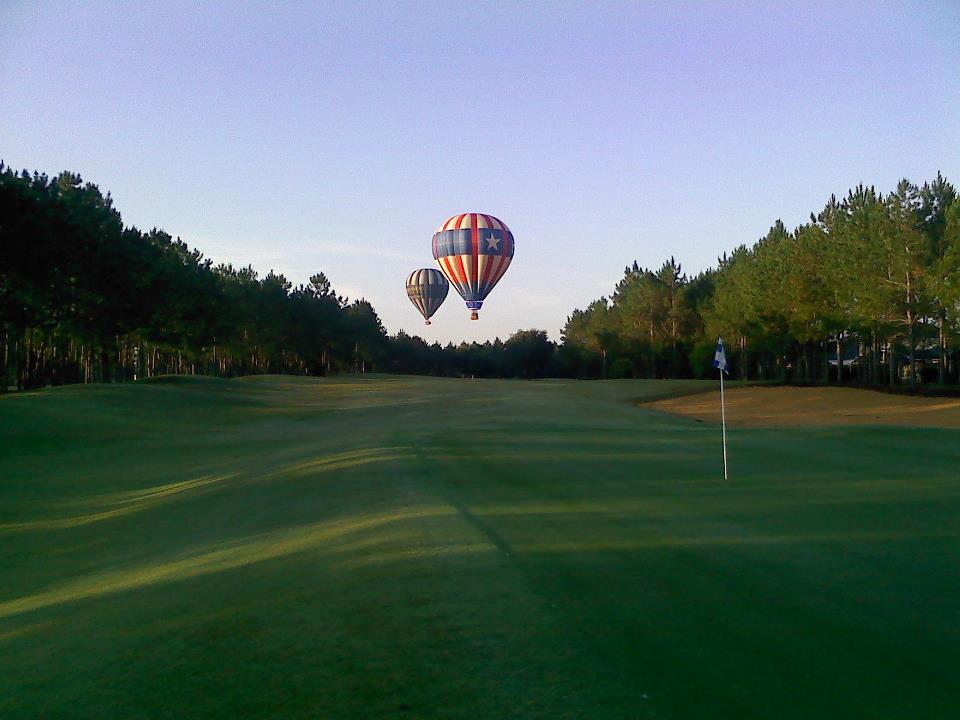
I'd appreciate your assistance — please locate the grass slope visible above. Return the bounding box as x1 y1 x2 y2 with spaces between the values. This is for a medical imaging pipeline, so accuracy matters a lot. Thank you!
1 375 958 719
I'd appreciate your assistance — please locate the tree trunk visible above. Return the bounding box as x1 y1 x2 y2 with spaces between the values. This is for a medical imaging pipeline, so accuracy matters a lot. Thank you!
1 325 7 391
822 340 829 384
906 272 916 387
11 328 23 391
836 335 842 385
938 314 946 385
740 336 748 381
907 315 916 387
888 341 895 387
23 326 33 389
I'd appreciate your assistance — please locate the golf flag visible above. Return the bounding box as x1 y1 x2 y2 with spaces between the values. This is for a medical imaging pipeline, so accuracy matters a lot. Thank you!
713 337 728 374
713 336 729 480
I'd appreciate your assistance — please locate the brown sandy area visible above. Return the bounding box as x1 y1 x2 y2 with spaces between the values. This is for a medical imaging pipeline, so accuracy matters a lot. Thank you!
648 386 960 428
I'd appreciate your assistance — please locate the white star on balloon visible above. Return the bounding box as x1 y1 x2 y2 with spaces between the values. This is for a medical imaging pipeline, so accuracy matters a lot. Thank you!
486 235 501 250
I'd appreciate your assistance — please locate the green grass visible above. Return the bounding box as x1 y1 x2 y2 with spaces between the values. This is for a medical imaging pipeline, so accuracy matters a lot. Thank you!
1 375 958 719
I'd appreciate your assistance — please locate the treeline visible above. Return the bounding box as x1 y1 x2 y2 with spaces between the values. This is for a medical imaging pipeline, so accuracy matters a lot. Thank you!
561 174 960 386
4 165 958 389
0 165 391 389
0 164 563 390
389 329 558 378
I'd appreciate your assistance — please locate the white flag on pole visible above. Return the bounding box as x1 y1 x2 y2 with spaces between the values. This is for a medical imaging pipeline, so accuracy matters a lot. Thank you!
713 337 729 480
712 337 728 374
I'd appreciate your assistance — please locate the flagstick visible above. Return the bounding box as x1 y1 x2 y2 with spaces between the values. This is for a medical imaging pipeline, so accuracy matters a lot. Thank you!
720 368 728 480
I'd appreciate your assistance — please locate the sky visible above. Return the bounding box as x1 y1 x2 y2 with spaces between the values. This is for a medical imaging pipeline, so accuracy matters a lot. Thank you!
2 1 958 343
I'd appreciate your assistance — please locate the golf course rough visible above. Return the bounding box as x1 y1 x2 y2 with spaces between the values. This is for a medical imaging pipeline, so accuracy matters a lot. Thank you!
1 375 958 719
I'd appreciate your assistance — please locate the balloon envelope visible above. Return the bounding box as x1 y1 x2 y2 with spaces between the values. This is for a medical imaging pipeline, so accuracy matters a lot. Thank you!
405 268 449 324
432 213 514 320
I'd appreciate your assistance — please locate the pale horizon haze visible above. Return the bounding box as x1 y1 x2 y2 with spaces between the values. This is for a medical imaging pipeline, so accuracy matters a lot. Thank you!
3 1 958 343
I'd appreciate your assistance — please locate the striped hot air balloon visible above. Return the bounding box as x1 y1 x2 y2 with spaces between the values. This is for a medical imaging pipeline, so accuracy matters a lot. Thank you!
432 213 514 320
405 268 449 325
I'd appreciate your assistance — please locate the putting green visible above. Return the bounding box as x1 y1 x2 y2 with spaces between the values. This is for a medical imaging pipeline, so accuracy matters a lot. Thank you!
1 376 958 719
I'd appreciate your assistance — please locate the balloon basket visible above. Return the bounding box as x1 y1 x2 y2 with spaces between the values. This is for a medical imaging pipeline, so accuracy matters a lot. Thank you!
424 320 431 325
470 310 479 320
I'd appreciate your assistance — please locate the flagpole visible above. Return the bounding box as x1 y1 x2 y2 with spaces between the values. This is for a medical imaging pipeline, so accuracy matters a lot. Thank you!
720 367 728 480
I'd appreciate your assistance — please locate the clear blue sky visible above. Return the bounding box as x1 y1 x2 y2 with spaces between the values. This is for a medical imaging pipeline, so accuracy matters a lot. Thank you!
3 1 958 343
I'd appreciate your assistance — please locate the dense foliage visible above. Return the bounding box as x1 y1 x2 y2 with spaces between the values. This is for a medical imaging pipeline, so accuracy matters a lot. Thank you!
0 166 389 388
561 175 960 386
3 165 957 388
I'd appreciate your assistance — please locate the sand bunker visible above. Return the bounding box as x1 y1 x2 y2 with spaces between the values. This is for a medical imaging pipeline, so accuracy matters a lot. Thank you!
648 386 960 428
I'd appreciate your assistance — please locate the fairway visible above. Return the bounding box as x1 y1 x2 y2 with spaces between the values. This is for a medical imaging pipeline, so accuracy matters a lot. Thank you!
1 376 959 719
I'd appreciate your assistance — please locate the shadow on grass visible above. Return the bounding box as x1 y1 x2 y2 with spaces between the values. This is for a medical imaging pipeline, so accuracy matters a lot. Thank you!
0 474 236 532
5 490 954 622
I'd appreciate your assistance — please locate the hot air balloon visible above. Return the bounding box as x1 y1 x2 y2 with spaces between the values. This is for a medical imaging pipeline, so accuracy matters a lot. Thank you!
431 213 514 320
405 268 449 325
